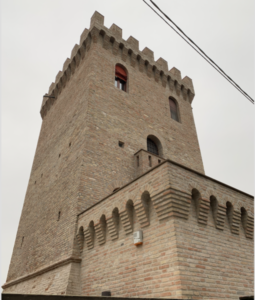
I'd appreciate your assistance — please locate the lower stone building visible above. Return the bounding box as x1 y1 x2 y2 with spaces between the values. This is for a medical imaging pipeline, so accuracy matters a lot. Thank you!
2 11 254 300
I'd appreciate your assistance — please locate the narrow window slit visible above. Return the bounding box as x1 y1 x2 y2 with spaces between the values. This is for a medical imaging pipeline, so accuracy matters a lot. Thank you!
148 156 152 167
21 236 24 248
137 156 139 167
169 97 180 122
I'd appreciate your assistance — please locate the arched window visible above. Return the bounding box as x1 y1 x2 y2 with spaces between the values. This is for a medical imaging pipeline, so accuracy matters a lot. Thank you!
115 65 127 91
147 138 158 155
169 97 179 122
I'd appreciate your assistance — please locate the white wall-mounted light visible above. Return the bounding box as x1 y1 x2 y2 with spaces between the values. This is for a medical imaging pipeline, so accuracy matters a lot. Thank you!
133 230 143 246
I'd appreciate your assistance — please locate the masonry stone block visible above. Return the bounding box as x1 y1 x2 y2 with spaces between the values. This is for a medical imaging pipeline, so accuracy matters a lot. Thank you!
55 70 63 84
126 36 139 52
169 67 181 80
142 47 154 60
156 57 168 72
90 11 104 28
48 82 55 94
71 44 79 59
109 24 122 39
80 28 89 45
63 58 71 72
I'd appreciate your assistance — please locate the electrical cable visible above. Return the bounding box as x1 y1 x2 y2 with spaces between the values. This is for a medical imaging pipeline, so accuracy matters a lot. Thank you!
142 0 254 104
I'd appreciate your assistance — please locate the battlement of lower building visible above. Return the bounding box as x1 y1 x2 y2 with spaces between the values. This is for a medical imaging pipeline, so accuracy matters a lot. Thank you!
41 11 195 119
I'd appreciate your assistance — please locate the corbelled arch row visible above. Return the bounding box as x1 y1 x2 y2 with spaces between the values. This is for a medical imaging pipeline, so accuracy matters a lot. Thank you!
76 182 254 253
189 184 254 238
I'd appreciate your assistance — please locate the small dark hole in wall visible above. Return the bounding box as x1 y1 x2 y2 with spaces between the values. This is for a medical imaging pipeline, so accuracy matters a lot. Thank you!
118 141 124 148
158 160 161 164
57 211 61 221
69 142 71 147
41 174 43 178
34 181 36 184
59 154 61 158
137 156 139 167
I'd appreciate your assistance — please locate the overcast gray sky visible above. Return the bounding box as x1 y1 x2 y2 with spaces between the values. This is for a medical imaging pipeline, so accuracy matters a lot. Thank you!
1 0 254 287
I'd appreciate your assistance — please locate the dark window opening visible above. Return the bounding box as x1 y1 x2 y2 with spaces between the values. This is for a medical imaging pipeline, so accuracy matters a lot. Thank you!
147 138 159 155
137 156 139 167
118 141 124 148
115 77 126 91
69 142 71 147
158 159 161 164
169 98 179 122
58 211 61 221
59 154 61 158
115 65 127 92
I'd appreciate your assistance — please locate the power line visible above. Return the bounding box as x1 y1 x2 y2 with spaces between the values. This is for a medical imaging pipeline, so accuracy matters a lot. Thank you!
143 0 254 104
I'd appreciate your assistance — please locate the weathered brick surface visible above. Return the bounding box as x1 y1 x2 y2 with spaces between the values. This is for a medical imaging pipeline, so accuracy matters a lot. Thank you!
3 11 253 300
4 41 96 284
3 263 80 295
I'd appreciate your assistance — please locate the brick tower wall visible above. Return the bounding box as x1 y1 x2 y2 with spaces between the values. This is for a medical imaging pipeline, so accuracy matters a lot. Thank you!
76 12 204 211
4 35 98 287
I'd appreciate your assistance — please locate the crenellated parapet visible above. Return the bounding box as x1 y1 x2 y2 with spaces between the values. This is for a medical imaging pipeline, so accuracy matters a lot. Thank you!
41 11 195 119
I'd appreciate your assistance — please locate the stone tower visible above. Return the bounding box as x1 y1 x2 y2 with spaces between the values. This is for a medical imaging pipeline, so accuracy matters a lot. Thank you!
3 12 253 299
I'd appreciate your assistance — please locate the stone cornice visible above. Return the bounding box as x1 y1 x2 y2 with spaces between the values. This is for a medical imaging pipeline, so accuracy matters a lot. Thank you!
40 11 195 119
2 256 81 289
